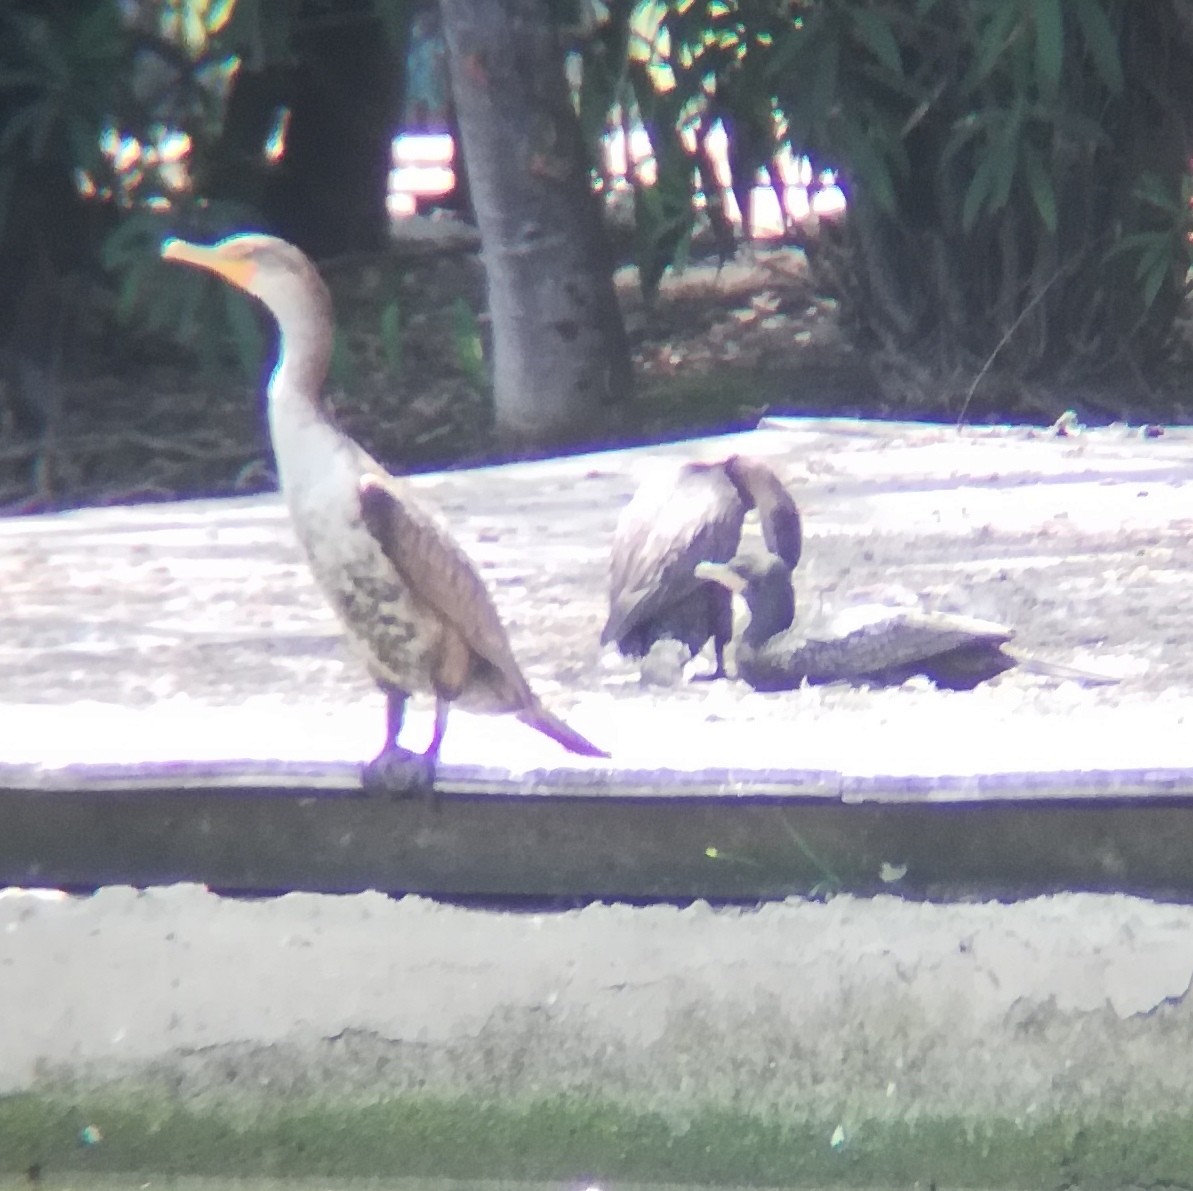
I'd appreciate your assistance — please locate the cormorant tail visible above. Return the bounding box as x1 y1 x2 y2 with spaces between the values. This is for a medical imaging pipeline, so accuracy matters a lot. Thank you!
518 704 610 758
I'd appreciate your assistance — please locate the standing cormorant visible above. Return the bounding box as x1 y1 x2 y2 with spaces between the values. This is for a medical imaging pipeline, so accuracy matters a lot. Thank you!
696 551 1117 691
162 233 607 791
601 456 801 682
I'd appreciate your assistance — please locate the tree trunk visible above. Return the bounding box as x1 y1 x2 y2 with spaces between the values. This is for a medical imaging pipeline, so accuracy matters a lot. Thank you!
439 0 632 443
265 1 403 257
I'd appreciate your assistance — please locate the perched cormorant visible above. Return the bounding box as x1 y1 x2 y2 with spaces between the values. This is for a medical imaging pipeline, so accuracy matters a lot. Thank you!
162 234 607 791
696 551 1117 691
601 456 801 682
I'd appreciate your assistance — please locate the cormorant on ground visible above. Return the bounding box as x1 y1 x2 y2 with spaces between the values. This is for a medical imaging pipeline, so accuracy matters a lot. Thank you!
602 456 800 684
163 233 607 793
696 550 1117 691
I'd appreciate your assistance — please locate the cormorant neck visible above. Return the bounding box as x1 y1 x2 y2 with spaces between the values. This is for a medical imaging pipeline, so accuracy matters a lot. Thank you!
723 459 802 567
723 460 757 510
269 315 334 417
263 288 350 501
742 584 796 644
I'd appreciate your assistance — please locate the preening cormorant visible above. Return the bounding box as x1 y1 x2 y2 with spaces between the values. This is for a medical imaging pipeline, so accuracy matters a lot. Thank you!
602 456 801 682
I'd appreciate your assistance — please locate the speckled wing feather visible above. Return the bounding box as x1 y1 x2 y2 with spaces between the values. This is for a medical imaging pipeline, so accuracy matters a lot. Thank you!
602 463 746 645
357 470 534 699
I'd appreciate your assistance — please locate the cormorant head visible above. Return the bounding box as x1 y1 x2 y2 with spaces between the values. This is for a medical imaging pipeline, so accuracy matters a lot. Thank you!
161 233 332 336
695 549 796 641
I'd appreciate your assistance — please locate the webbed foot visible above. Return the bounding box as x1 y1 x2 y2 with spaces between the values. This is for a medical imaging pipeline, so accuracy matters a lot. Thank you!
361 746 437 799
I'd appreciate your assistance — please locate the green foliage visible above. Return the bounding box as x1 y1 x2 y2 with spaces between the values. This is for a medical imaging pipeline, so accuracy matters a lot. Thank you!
0 0 272 383
379 295 404 381
1106 172 1193 313
5 0 1187 414
626 56 694 297
573 0 1193 390
761 0 1193 387
0 0 127 238
0 0 417 392
93 0 288 380
0 2 123 158
450 297 487 391
327 325 356 391
572 0 797 296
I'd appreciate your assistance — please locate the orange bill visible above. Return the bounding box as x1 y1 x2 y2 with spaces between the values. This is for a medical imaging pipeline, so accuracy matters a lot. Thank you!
161 238 256 289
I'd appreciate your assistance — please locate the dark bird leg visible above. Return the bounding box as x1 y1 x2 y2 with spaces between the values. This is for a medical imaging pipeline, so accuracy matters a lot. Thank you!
361 686 442 797
691 584 733 681
424 696 450 764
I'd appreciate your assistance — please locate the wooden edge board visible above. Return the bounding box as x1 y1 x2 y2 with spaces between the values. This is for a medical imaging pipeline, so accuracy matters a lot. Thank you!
4 782 1193 899
5 759 1193 802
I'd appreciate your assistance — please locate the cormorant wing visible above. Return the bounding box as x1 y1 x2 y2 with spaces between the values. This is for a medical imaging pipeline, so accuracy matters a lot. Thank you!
602 464 746 644
357 470 533 694
806 605 1015 679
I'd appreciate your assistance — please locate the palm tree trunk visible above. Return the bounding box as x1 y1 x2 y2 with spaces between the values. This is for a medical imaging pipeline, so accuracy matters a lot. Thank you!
439 0 632 442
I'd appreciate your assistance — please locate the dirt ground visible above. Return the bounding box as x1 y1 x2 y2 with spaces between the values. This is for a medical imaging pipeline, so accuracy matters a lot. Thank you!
4 226 1192 515
2 420 1191 792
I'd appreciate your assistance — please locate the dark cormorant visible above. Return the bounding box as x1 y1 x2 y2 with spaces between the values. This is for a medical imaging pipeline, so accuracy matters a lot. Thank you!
697 551 1117 691
602 456 801 681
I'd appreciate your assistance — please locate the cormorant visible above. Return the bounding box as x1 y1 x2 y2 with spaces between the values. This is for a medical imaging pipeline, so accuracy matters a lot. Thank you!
601 456 801 682
162 234 607 792
696 550 1117 691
